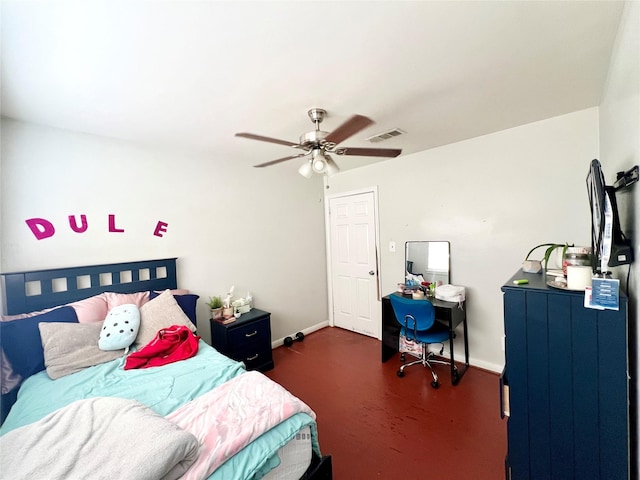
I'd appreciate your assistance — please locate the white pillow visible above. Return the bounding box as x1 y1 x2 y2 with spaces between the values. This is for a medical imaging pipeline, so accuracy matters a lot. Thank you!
99 304 141 351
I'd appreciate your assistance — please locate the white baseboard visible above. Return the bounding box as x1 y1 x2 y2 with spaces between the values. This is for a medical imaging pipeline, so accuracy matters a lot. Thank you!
273 323 505 374
467 358 504 374
427 344 503 374
272 320 329 348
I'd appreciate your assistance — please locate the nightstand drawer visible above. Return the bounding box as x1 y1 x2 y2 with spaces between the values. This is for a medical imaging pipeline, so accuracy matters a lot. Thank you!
228 319 270 347
235 343 273 370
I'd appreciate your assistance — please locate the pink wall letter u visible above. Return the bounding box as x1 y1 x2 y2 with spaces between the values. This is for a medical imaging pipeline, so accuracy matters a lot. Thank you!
68 214 88 233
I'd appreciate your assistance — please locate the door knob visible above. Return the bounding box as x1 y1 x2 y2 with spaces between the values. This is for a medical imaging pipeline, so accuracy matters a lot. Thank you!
369 270 375 275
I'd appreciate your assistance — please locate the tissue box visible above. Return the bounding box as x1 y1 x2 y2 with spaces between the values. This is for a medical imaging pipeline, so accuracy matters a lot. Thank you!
435 284 465 303
236 304 251 314
232 297 252 315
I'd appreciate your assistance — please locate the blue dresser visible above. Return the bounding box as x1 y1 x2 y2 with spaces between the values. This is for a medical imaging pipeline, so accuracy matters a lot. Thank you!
501 270 629 479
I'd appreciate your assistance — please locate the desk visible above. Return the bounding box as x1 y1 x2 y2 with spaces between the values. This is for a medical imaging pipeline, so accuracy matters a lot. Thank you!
381 292 469 385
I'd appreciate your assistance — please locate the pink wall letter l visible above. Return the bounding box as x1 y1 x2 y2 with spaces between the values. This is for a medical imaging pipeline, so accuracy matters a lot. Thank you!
108 214 125 233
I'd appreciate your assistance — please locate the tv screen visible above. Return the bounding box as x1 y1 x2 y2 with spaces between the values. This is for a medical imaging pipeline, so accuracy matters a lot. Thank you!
586 159 634 273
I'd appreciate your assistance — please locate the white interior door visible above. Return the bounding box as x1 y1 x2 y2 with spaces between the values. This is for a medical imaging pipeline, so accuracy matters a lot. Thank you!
327 190 380 338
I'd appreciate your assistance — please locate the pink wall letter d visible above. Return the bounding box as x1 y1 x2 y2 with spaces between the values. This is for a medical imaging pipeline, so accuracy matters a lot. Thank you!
26 218 55 240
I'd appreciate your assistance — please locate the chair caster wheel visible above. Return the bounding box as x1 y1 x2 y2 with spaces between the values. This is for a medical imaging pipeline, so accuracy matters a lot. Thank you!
295 332 304 342
400 353 406 361
397 370 405 378
284 336 294 347
431 381 440 389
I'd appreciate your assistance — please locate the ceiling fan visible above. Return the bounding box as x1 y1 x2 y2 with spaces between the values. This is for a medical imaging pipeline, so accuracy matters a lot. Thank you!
235 108 402 177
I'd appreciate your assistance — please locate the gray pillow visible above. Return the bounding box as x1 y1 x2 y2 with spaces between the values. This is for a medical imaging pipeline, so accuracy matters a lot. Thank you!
39 322 124 380
135 289 197 349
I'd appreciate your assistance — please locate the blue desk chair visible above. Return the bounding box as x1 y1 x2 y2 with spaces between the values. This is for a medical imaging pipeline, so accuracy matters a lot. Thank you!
389 294 451 388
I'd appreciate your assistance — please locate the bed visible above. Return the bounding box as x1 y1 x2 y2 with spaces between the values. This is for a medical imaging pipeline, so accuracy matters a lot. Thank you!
0 258 332 480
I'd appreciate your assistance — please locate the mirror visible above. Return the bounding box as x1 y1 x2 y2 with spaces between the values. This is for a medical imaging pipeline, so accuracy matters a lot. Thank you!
405 241 450 285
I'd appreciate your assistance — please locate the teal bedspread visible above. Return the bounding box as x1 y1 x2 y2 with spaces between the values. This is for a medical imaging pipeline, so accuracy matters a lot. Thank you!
1 340 319 480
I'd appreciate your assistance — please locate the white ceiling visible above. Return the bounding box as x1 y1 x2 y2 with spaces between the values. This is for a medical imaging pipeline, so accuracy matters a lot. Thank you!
0 0 626 172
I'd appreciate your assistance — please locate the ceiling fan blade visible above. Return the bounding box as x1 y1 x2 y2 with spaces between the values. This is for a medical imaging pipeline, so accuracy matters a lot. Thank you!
236 132 300 147
337 147 402 158
253 153 307 168
324 115 374 145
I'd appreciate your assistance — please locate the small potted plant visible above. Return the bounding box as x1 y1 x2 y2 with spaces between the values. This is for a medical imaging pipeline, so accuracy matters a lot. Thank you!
524 243 574 273
207 295 223 319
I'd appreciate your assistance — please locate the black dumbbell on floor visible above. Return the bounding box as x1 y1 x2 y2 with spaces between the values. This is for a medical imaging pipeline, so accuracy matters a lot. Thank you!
284 331 305 347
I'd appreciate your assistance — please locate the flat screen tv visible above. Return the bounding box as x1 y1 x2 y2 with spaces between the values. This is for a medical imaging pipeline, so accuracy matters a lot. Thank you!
586 159 634 274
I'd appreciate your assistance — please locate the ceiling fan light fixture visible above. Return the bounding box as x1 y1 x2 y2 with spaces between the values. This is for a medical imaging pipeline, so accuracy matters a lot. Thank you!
325 154 340 176
298 160 313 178
311 149 327 173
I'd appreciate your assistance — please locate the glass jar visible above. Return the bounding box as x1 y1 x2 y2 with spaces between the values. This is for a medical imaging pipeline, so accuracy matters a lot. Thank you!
563 251 591 276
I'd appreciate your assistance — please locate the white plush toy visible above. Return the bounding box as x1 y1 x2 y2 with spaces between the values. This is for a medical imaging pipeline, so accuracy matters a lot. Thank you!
99 304 141 352
223 286 235 308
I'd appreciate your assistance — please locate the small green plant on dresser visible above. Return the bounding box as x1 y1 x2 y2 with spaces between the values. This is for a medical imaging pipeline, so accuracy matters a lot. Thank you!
207 295 223 318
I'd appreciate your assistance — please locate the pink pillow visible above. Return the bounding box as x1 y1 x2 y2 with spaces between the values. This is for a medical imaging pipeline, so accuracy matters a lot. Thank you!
104 291 150 310
153 289 190 296
68 293 109 323
1 308 53 322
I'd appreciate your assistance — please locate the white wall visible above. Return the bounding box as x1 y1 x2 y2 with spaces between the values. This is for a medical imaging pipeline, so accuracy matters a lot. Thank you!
0 119 330 345
1 109 601 373
0 102 618 375
326 108 599 372
599 0 640 476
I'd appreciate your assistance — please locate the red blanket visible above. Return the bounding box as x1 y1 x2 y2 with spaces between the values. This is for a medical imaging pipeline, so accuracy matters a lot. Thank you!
125 325 200 370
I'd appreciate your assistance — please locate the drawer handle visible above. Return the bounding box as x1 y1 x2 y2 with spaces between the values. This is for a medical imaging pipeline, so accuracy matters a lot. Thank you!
247 353 259 361
245 330 258 338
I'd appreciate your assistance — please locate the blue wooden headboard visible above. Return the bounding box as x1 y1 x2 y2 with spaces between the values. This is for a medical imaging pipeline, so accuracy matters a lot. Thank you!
1 258 178 315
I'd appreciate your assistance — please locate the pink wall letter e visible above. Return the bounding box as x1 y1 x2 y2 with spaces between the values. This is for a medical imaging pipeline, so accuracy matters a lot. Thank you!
154 221 168 237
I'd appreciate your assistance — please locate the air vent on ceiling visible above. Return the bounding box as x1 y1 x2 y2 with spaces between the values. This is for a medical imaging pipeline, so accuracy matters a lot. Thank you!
366 128 405 143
